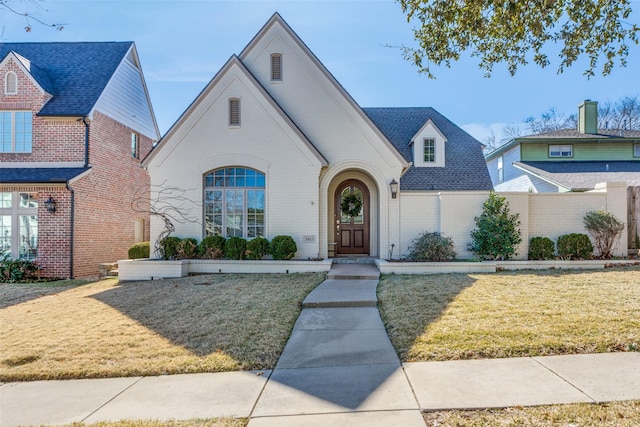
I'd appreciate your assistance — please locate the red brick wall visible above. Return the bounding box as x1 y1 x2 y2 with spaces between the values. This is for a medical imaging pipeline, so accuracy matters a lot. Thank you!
71 111 152 278
0 186 72 278
0 59 85 163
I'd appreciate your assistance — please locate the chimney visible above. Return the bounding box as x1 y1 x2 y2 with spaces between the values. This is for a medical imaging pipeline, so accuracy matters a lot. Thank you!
578 100 598 134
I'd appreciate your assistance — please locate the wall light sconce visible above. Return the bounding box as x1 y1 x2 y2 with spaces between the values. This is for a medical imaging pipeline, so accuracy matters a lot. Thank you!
390 178 398 199
44 196 56 213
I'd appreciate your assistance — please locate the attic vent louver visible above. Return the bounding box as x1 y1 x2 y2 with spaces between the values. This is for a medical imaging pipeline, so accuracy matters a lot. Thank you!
271 53 282 81
229 98 240 126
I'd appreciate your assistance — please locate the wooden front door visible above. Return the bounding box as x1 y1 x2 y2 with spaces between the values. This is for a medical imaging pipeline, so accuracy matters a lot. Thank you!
335 180 370 255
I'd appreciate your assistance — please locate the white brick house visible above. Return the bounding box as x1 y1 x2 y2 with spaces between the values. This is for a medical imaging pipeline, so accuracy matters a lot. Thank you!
143 13 493 260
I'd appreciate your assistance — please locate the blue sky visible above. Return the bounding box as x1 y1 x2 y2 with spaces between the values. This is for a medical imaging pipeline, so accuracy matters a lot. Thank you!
1 0 639 142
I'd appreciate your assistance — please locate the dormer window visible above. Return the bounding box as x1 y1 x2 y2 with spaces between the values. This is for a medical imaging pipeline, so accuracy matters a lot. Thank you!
271 53 282 81
229 98 240 126
411 119 446 168
423 138 435 163
5 72 17 95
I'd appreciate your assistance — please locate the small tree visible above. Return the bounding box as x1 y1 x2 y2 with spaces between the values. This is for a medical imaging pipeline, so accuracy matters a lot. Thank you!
468 192 522 260
583 210 625 259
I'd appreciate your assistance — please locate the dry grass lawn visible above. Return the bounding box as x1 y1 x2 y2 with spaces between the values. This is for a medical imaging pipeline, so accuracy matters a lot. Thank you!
423 401 640 426
0 273 324 381
378 267 640 361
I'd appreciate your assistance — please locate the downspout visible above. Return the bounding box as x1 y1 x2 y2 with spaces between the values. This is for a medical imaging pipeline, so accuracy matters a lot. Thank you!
82 117 90 167
66 183 75 279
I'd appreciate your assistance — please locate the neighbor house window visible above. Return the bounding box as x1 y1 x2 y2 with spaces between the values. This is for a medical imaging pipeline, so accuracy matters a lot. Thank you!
0 111 32 152
549 145 572 157
0 192 38 260
229 98 240 126
497 155 504 183
423 138 435 163
5 72 17 94
131 132 139 159
634 144 640 157
271 53 282 81
204 167 265 238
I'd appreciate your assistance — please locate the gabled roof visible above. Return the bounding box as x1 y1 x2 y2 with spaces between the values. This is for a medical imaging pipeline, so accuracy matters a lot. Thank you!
485 128 640 160
240 13 409 169
364 107 493 191
0 42 133 116
144 55 328 167
0 167 90 184
515 161 640 191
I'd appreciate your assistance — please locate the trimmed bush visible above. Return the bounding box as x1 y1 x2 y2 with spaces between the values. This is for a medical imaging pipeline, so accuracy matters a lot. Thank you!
198 235 226 259
583 210 625 259
407 231 456 262
175 238 198 260
224 237 247 260
247 237 270 260
528 237 555 260
128 242 150 259
270 235 297 260
557 233 593 260
468 191 522 260
0 254 39 283
159 236 181 260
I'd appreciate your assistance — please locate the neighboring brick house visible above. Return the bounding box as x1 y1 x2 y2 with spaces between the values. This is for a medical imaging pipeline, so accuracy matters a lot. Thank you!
485 100 640 192
0 42 159 278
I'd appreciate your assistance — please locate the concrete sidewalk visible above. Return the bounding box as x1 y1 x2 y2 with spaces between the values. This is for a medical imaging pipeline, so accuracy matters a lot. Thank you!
2 263 640 427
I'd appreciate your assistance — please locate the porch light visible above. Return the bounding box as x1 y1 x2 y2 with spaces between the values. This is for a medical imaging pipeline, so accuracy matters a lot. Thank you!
390 178 398 199
44 196 56 213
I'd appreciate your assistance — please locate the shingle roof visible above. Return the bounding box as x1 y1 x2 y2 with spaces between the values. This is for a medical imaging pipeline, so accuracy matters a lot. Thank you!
363 107 493 191
516 161 640 190
0 168 90 184
522 129 640 139
0 42 132 116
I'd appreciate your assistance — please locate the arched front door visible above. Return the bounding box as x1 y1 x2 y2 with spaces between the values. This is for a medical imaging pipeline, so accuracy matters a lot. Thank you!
335 180 370 255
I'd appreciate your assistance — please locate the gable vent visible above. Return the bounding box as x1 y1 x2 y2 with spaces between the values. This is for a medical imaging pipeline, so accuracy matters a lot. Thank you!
271 53 282 81
229 98 240 126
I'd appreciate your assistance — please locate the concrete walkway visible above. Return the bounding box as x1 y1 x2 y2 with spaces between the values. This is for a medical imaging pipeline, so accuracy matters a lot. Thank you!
2 263 640 427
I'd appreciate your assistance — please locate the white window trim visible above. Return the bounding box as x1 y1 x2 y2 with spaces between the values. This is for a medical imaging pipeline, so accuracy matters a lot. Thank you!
497 155 504 183
0 110 33 153
5 71 17 95
411 119 447 168
634 144 640 157
131 132 140 159
549 144 573 158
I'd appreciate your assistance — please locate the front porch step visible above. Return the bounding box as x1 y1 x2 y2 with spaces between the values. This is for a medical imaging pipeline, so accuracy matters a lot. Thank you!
326 263 380 280
331 256 378 265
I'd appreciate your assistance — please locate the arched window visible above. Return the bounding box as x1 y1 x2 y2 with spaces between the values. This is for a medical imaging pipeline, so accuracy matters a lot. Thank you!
5 72 17 95
204 167 265 238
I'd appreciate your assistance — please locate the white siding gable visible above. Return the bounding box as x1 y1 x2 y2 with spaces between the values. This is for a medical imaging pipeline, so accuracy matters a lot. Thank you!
93 46 159 140
411 119 446 168
239 14 408 171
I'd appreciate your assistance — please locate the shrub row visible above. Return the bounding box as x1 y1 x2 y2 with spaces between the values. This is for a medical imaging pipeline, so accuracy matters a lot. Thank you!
528 234 594 260
145 235 297 261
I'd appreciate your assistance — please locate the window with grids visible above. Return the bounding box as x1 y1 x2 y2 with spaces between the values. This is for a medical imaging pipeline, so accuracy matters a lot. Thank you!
229 98 240 126
131 132 139 159
5 72 17 94
204 168 265 238
0 192 38 260
0 111 32 152
271 53 282 81
423 138 436 162
549 145 572 157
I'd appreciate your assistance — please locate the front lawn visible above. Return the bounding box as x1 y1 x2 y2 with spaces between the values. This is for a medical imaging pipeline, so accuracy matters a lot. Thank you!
378 268 640 361
0 273 324 381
